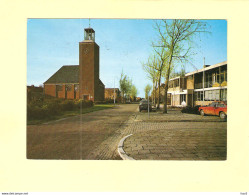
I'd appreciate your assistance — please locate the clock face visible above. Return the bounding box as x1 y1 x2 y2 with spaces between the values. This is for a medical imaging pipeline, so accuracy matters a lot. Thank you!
84 48 89 54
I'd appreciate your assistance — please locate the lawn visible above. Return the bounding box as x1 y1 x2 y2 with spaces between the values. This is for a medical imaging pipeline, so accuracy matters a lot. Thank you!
27 104 115 125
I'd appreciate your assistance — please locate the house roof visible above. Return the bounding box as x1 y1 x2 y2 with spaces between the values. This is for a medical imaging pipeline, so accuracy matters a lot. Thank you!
185 61 227 76
105 88 119 90
44 65 105 86
44 65 79 84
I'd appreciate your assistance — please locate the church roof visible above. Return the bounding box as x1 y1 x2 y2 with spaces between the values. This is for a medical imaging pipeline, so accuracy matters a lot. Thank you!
44 65 104 86
44 65 79 84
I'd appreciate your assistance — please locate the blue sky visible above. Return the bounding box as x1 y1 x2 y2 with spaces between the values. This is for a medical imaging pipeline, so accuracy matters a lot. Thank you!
27 19 227 97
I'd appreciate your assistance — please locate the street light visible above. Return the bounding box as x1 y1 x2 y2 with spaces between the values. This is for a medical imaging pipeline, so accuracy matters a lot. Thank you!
147 90 151 118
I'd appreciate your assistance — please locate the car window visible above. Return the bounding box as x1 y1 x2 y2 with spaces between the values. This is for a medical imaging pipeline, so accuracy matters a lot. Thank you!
209 102 217 107
217 103 226 108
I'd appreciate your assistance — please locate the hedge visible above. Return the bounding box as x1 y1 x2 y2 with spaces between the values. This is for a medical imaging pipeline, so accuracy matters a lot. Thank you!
27 99 93 120
181 106 200 114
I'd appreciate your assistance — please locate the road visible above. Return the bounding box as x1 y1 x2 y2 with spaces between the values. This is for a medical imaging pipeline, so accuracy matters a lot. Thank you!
27 104 138 160
27 104 227 160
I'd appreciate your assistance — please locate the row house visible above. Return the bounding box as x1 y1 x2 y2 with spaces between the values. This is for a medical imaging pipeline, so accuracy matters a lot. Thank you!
166 61 227 107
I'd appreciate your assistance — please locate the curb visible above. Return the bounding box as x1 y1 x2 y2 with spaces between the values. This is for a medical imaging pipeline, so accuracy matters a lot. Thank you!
118 134 135 160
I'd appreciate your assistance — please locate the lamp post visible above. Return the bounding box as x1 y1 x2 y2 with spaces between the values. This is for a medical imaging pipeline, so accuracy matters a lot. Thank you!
147 90 151 118
114 78 115 106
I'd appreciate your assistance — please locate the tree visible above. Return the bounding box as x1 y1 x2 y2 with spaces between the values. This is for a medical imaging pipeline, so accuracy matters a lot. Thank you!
153 19 207 113
142 55 159 106
130 85 138 101
142 52 167 109
170 68 186 79
119 71 132 103
144 84 152 100
152 47 170 109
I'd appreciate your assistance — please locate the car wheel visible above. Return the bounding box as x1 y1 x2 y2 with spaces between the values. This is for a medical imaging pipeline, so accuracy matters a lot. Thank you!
200 110 205 116
220 111 226 119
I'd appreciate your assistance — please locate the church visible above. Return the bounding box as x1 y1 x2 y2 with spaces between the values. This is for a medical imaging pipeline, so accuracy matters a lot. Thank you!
43 28 105 102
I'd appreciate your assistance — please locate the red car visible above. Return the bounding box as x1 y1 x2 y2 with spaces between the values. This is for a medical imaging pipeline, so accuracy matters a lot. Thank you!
198 101 227 119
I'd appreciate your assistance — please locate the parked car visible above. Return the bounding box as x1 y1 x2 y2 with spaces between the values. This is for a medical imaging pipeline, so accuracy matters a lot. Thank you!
198 101 227 119
139 99 152 112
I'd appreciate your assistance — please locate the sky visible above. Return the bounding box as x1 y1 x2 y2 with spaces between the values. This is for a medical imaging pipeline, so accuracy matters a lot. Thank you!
27 19 227 97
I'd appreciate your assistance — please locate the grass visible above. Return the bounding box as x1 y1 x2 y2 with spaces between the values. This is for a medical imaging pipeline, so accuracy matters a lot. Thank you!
27 104 115 125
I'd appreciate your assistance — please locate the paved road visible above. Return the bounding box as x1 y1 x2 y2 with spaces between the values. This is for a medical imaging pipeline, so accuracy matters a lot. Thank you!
123 109 227 160
123 121 226 160
27 104 138 160
27 104 227 160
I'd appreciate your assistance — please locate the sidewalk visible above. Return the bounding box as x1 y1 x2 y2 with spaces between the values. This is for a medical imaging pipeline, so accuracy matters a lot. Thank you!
120 109 227 160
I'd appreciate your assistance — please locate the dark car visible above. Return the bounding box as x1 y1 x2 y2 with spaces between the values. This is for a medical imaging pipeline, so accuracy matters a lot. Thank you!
139 99 152 112
198 101 227 119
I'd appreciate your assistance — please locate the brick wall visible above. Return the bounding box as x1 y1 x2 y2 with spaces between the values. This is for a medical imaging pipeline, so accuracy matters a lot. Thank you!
105 88 119 100
79 41 97 101
187 76 194 89
66 85 74 99
44 84 56 97
172 94 180 106
57 85 65 98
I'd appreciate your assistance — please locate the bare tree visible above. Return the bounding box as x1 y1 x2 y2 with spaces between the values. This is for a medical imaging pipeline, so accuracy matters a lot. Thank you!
153 19 207 113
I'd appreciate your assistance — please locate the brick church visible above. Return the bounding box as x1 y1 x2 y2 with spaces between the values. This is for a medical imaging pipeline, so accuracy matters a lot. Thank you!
44 28 105 102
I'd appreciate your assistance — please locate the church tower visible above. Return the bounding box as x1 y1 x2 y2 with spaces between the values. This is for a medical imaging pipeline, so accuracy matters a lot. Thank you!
79 28 104 101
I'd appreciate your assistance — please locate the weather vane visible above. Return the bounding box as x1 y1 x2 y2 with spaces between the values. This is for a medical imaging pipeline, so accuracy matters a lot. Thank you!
89 19 91 28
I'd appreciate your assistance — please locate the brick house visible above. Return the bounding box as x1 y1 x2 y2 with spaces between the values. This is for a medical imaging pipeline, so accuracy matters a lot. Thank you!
44 28 105 102
104 88 120 100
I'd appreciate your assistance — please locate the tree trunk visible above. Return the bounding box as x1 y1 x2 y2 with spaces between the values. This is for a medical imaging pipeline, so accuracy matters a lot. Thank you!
154 81 157 107
163 80 169 113
157 72 161 109
163 49 174 113
152 79 155 106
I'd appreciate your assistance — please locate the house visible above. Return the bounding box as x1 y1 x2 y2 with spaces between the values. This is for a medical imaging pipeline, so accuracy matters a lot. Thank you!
105 88 120 100
43 27 105 102
163 61 227 107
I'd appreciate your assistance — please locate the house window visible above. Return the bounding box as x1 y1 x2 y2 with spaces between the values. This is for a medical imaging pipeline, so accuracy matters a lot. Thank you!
66 84 72 91
180 94 186 103
169 81 173 88
194 91 204 101
174 79 179 87
204 90 221 101
56 85 63 91
188 75 193 80
220 70 227 83
74 84 79 91
220 89 227 101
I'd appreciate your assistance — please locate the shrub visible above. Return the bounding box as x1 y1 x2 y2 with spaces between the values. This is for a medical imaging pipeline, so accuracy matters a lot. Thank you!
61 100 76 111
75 100 93 109
27 105 48 120
27 98 93 121
181 106 200 114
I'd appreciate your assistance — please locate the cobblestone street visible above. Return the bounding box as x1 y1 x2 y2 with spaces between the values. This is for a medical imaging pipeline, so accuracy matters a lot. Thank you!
27 104 227 160
122 109 227 160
